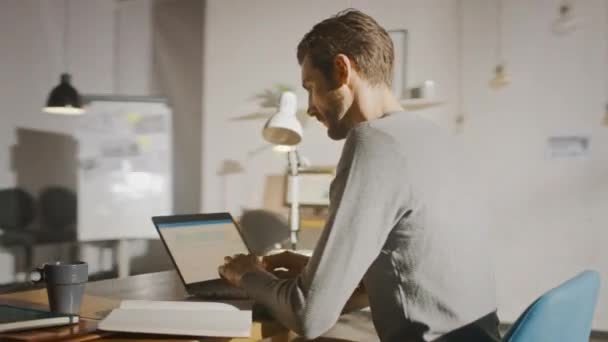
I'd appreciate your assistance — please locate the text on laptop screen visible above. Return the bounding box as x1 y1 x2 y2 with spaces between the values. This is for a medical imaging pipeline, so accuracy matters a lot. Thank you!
157 219 248 284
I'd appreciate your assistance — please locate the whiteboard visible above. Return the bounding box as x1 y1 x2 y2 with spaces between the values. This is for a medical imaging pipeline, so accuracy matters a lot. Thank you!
75 97 173 241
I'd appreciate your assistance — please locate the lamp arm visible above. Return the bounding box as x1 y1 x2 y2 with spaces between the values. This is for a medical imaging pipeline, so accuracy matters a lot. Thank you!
288 149 299 176
287 150 300 250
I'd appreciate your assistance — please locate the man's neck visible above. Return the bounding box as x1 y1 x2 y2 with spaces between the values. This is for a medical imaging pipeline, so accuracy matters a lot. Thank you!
351 85 404 124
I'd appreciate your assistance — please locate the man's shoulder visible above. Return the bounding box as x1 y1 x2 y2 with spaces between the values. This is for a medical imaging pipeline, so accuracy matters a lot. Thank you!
348 115 407 146
336 122 408 176
344 123 400 159
367 112 456 150
347 112 429 149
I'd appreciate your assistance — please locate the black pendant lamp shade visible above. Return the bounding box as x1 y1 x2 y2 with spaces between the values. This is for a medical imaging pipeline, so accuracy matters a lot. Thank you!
43 73 85 115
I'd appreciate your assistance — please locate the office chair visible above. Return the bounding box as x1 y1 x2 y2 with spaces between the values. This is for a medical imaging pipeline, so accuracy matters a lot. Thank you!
502 270 600 342
0 188 37 272
38 186 77 243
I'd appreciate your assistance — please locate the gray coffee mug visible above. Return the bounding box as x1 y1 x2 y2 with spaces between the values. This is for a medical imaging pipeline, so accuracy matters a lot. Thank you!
32 261 88 315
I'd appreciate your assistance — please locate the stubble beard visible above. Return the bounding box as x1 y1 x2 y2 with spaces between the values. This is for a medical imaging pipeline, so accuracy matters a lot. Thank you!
325 91 350 140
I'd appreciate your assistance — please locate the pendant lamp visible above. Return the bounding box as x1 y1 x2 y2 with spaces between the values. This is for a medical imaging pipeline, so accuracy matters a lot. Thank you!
43 0 84 115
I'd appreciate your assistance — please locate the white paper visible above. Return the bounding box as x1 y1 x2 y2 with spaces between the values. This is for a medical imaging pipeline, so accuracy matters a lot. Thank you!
119 300 250 311
99 300 252 337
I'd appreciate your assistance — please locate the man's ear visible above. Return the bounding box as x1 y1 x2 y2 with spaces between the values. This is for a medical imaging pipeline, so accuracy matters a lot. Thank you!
334 54 353 87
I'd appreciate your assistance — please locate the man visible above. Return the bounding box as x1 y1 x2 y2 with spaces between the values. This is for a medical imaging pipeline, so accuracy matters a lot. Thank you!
219 9 500 342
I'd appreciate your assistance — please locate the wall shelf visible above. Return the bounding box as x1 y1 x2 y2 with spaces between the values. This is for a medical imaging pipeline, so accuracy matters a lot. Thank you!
400 98 445 110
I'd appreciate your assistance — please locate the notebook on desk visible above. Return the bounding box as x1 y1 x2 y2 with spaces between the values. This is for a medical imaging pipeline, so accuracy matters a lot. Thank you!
0 304 78 333
98 300 252 337
152 213 251 300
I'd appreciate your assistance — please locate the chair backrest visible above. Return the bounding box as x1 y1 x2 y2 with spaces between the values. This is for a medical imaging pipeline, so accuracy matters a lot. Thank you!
502 270 601 342
0 188 35 231
39 186 77 230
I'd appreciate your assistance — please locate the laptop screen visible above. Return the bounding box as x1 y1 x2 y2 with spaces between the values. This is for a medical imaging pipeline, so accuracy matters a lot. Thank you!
156 217 249 285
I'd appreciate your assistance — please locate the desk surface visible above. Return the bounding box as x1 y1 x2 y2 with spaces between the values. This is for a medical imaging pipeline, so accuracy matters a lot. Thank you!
86 270 188 301
0 271 288 342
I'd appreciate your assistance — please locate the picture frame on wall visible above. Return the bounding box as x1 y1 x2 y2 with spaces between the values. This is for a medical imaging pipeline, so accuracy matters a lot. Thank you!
284 167 335 207
388 29 408 99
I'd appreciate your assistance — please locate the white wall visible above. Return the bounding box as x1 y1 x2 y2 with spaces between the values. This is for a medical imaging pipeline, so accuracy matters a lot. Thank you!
202 0 608 330
462 0 608 329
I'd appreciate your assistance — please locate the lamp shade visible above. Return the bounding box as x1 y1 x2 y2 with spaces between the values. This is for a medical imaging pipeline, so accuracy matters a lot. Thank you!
43 73 85 115
262 91 302 146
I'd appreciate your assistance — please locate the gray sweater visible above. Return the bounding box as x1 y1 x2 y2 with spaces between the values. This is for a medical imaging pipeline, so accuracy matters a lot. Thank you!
241 112 498 341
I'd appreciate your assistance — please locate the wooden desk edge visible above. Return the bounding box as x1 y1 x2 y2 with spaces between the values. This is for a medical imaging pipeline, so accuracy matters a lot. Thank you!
0 290 289 341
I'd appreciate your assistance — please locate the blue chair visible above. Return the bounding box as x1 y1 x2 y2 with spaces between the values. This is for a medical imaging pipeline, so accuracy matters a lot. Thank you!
502 270 601 342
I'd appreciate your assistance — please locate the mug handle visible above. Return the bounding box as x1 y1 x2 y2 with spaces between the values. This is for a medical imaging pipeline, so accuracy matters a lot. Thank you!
30 266 45 284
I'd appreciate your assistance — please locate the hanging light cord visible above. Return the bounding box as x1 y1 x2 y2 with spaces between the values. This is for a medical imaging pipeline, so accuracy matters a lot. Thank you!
496 0 503 67
113 0 121 94
605 0 608 112
63 0 69 74
457 0 464 118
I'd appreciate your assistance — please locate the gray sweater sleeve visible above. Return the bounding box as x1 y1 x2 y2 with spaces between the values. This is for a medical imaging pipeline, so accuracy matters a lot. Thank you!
240 126 409 339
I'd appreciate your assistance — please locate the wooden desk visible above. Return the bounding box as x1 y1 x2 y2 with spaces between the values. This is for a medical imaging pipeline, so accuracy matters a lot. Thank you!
0 271 289 342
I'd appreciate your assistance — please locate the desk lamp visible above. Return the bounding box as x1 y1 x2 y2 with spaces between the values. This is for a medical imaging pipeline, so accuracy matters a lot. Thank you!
262 91 303 250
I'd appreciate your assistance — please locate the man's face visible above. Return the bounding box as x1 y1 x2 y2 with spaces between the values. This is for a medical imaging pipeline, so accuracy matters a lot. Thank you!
301 56 351 140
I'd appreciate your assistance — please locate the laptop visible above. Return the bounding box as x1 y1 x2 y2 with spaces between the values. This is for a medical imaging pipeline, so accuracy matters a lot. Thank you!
152 213 251 299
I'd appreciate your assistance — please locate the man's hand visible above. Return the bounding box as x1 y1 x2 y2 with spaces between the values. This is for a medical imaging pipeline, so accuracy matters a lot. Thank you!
262 250 310 278
218 254 266 287
264 250 369 312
